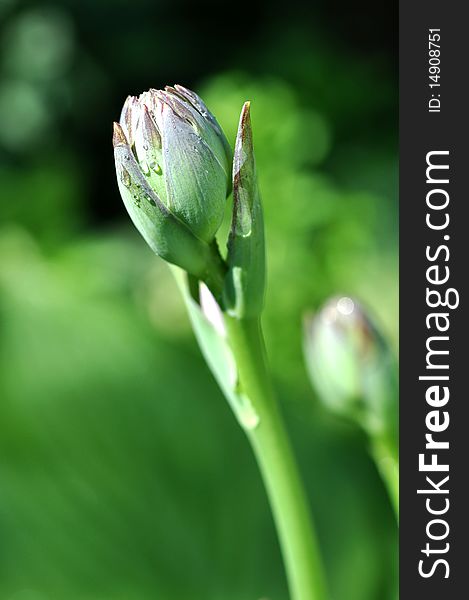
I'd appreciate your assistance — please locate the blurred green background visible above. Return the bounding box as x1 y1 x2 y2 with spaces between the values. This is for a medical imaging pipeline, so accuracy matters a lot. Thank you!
0 1 397 599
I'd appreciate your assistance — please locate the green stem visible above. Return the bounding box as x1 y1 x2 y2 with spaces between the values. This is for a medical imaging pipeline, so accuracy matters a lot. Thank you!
370 437 399 521
203 240 227 302
225 315 327 600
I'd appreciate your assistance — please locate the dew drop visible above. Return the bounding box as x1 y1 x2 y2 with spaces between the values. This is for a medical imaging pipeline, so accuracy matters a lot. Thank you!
337 296 355 316
140 161 151 175
238 398 260 431
120 168 131 187
133 194 141 207
150 161 162 175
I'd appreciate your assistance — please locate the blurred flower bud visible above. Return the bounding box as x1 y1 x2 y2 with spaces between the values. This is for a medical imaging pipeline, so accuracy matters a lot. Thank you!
303 296 397 437
113 85 231 283
224 102 265 317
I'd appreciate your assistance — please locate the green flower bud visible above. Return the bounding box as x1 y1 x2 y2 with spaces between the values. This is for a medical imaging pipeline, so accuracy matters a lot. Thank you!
113 85 231 284
303 296 397 437
224 102 266 317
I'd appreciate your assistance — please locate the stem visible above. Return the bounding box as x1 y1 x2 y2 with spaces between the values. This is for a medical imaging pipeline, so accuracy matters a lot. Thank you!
225 315 327 600
203 240 227 302
370 437 399 521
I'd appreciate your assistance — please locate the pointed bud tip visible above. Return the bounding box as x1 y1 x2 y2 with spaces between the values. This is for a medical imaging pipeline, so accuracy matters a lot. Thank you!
173 84 194 101
112 122 128 147
235 101 253 158
240 101 252 142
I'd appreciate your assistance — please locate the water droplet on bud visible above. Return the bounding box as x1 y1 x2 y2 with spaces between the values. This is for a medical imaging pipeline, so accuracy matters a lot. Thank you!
150 161 162 175
141 161 150 175
238 397 260 430
121 168 131 187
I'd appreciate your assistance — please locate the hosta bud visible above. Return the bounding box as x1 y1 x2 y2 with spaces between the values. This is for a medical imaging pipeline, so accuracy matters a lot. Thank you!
303 296 397 437
113 85 231 278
